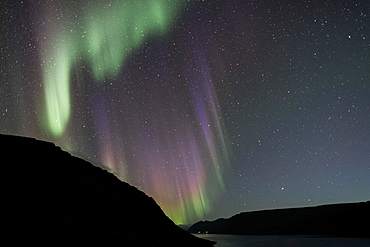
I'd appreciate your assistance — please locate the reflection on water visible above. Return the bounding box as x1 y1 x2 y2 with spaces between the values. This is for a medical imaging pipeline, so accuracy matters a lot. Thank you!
195 234 370 247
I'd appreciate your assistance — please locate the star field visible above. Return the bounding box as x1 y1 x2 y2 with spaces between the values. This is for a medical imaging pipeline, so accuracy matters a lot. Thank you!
1 0 370 225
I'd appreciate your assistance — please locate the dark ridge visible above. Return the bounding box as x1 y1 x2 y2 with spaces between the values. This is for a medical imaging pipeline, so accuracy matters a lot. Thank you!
0 134 215 246
188 201 370 237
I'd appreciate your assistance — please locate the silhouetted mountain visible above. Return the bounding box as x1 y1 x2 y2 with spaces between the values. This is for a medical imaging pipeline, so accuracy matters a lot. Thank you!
188 201 370 237
0 134 215 246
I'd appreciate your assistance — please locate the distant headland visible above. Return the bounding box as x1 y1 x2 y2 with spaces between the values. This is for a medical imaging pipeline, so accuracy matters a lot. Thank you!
188 200 370 237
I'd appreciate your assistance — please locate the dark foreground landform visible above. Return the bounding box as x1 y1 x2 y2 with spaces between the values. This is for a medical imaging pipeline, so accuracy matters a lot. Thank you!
188 201 370 237
0 134 215 246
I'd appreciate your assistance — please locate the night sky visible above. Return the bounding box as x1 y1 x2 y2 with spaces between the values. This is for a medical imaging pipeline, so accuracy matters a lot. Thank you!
1 0 370 225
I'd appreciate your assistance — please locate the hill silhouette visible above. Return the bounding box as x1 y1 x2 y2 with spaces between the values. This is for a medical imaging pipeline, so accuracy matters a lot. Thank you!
188 201 370 237
0 134 215 246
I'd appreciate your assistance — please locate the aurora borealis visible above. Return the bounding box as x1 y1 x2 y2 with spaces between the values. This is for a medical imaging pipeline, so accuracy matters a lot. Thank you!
1 0 370 225
38 0 232 224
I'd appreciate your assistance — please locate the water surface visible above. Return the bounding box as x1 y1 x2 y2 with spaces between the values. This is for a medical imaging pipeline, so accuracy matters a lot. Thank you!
195 234 370 247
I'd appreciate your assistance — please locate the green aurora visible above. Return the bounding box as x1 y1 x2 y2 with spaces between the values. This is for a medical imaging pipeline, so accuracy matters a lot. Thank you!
42 0 187 137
